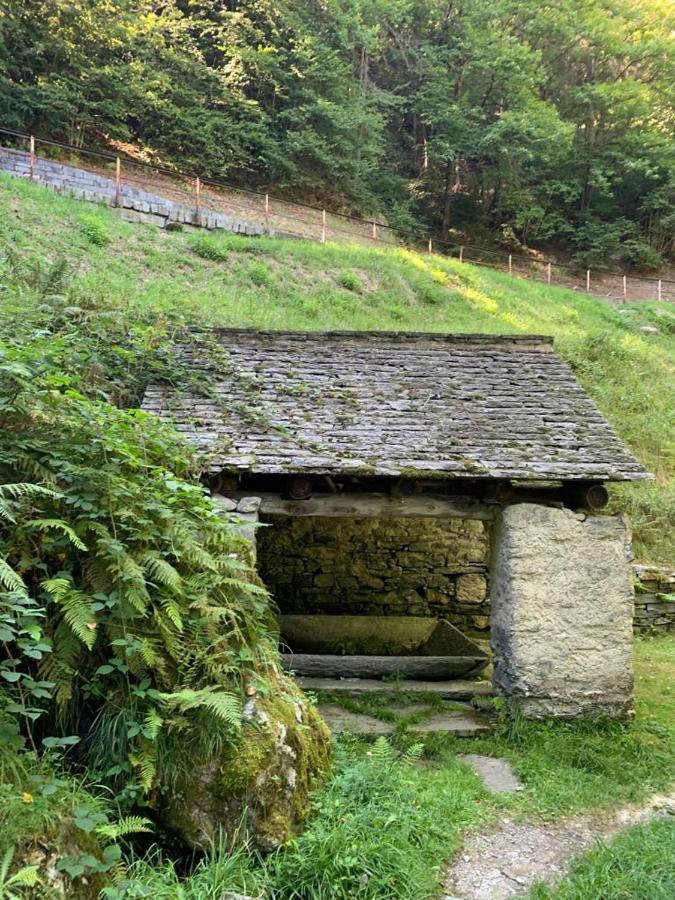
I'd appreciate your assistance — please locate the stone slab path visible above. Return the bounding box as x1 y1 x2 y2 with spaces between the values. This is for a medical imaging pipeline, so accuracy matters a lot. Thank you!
317 703 491 737
459 755 523 793
443 789 675 900
297 676 494 700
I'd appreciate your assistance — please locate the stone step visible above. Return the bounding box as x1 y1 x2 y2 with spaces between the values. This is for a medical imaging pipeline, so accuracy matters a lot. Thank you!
296 675 494 700
317 703 492 737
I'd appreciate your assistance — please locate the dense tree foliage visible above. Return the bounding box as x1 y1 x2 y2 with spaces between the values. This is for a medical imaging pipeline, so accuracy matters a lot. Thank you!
0 0 673 263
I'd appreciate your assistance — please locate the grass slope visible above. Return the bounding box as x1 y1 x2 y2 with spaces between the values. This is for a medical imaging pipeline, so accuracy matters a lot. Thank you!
1 174 674 562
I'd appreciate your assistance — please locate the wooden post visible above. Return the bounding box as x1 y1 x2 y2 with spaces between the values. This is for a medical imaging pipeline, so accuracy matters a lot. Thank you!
586 268 591 293
114 157 121 206
264 193 270 235
547 262 551 284
321 209 326 244
508 254 513 275
459 245 464 263
372 221 377 240
29 135 35 181
428 237 432 255
622 274 627 303
195 176 201 224
658 279 662 302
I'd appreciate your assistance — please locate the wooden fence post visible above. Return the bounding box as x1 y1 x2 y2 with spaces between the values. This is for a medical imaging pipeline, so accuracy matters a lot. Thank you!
195 176 201 225
459 245 464 263
586 269 591 293
428 237 432 255
372 221 377 240
508 254 513 275
623 274 627 304
29 135 35 181
114 157 121 206
321 209 326 244
547 262 551 284
264 193 270 235
658 279 662 302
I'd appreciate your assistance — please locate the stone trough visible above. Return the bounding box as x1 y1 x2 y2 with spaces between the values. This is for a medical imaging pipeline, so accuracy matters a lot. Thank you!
278 614 489 680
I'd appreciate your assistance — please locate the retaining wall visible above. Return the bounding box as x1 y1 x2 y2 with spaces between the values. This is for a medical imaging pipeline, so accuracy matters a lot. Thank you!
633 564 675 632
0 145 264 235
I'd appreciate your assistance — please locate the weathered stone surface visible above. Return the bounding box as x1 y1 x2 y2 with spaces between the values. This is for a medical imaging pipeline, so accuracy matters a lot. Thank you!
317 705 394 736
412 710 491 736
456 573 488 604
459 754 523 792
318 704 491 736
295 676 494 699
282 652 487 679
259 515 491 631
158 676 330 852
237 496 262 514
141 329 649 483
490 504 634 718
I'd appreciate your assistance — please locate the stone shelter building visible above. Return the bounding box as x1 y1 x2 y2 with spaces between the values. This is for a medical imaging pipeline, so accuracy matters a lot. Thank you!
142 329 650 718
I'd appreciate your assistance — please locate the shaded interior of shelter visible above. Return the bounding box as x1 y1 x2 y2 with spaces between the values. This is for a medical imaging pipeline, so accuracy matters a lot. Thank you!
257 508 492 680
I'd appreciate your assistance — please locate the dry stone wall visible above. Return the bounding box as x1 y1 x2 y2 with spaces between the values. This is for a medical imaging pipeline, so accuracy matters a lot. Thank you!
257 515 491 633
633 564 675 632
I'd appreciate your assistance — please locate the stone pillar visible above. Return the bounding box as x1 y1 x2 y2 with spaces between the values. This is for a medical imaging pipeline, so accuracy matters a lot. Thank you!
490 503 634 718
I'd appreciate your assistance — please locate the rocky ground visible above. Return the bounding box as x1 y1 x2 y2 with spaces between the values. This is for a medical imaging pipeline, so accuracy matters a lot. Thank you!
443 788 675 900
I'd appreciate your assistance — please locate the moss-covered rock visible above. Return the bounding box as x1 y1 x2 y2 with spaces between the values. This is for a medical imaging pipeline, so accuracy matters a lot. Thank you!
158 675 330 851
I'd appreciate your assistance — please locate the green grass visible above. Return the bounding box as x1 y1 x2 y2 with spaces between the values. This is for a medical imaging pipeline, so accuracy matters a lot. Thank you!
2 174 672 562
94 637 675 898
528 817 675 899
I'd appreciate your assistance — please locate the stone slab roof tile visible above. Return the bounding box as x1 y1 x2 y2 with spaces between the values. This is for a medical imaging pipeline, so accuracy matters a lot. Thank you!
141 329 649 482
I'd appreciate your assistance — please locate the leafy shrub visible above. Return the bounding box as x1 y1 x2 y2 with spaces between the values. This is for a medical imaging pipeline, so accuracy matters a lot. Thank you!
79 214 110 246
190 234 230 262
248 261 272 286
620 238 664 272
0 347 274 800
338 270 362 292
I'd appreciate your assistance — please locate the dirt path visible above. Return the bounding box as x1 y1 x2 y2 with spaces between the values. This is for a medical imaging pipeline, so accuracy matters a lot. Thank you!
443 789 675 900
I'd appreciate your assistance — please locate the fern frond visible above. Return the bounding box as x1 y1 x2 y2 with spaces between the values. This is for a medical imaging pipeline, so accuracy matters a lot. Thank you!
96 816 153 840
0 482 58 502
158 595 183 630
144 708 164 740
137 552 183 593
0 558 27 595
371 736 393 763
42 578 96 650
29 519 88 550
160 687 242 728
129 747 157 792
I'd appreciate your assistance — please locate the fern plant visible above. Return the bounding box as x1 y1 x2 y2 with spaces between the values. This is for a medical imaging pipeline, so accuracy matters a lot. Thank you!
0 346 275 796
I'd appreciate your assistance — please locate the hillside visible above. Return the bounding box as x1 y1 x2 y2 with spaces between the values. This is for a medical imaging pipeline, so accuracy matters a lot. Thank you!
2 1 674 266
1 174 673 562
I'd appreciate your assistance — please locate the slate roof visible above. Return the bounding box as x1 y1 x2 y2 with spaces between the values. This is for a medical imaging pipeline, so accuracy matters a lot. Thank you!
141 330 649 483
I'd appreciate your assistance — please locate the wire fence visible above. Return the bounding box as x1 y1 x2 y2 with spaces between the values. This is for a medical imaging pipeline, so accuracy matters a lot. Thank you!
1 127 673 304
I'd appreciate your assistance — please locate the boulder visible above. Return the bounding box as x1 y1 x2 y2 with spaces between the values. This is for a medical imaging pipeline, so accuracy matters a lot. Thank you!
158 675 330 851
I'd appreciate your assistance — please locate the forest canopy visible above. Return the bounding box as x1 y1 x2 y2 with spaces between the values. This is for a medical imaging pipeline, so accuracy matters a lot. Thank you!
0 0 673 264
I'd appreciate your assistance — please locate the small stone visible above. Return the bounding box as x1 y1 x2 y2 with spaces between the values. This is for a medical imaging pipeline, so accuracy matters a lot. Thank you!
213 495 237 512
237 496 261 514
456 573 488 603
459 754 523 793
